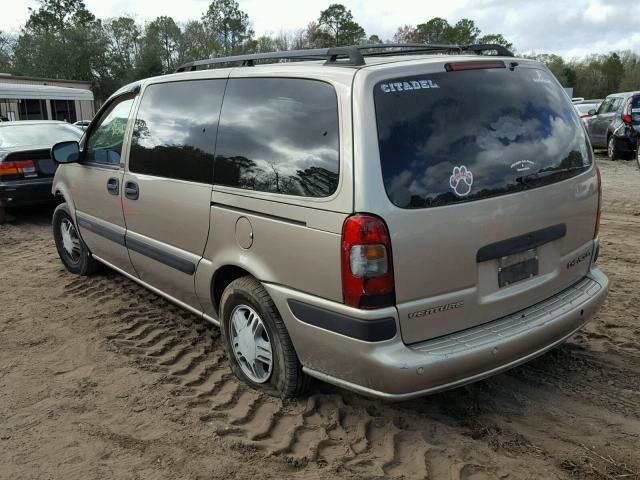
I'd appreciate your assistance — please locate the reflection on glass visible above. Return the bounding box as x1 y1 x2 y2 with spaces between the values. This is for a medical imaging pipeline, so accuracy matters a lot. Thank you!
86 98 134 165
214 78 339 197
129 80 225 183
374 68 590 209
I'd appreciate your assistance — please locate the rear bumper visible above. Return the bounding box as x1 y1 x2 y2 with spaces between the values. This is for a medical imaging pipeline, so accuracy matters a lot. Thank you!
0 178 56 207
265 267 609 400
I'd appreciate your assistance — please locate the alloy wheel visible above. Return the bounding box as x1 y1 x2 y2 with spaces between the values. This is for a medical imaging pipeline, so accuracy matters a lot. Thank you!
230 304 273 383
60 218 81 264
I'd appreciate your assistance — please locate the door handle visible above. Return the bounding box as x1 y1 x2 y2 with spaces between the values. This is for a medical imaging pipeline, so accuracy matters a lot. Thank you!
124 181 139 200
107 177 119 195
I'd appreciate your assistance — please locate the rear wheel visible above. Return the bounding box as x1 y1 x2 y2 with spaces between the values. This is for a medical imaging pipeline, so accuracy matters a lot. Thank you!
607 135 620 161
220 276 310 398
636 146 640 169
53 204 101 275
0 207 5 224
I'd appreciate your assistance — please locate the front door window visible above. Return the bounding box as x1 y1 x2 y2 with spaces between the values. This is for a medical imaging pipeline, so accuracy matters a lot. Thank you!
85 97 134 166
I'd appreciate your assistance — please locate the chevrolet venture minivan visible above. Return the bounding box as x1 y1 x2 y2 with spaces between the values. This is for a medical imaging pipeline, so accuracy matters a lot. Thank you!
50 44 609 400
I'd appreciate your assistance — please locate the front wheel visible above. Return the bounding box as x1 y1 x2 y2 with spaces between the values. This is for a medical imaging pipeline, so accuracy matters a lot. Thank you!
636 146 640 169
53 204 101 275
220 276 310 398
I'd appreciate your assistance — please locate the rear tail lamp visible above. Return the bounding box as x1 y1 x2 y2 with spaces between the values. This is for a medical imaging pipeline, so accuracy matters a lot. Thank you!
0 160 36 178
622 97 633 124
594 164 602 239
444 61 506 72
341 214 395 309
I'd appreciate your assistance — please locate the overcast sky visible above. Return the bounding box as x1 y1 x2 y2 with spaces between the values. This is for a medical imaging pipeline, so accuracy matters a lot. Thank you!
1 0 638 59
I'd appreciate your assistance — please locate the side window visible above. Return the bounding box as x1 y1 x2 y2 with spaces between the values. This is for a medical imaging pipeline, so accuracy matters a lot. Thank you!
213 78 339 197
129 79 225 183
597 98 612 115
611 97 623 113
85 97 134 165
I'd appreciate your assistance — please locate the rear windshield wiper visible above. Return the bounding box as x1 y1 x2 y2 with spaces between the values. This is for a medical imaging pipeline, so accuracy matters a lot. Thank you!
516 166 588 185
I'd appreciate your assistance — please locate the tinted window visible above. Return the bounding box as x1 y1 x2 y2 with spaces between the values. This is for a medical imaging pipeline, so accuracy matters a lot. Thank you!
213 78 339 197
129 80 225 183
86 97 134 165
0 123 82 148
374 67 591 209
632 95 640 122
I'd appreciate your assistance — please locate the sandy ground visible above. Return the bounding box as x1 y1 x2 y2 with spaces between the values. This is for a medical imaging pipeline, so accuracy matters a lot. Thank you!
1 153 639 480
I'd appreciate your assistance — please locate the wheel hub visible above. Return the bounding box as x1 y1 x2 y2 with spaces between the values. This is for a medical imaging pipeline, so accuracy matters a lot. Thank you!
230 305 273 384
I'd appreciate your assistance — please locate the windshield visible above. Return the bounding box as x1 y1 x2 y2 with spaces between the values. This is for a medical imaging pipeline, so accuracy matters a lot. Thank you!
374 66 591 209
0 123 82 148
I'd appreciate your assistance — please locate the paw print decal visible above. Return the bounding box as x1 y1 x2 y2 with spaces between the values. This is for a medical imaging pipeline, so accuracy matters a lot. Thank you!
449 165 473 197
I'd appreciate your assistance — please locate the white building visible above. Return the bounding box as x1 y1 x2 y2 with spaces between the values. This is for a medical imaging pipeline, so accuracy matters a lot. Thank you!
0 74 95 122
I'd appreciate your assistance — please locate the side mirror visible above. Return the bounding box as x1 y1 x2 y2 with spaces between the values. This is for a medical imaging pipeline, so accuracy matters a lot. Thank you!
51 141 80 164
588 109 597 116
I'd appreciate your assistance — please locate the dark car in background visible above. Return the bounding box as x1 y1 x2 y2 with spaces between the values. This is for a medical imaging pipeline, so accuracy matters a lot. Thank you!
586 91 640 160
0 121 83 222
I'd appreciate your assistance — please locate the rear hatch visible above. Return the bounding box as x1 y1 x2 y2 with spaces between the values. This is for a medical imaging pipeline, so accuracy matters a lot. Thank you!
370 60 599 344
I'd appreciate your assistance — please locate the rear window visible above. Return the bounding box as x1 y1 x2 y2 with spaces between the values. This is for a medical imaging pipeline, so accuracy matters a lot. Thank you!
0 123 82 148
374 66 591 209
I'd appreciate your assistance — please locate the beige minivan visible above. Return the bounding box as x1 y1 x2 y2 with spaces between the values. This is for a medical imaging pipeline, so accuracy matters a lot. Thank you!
50 44 609 400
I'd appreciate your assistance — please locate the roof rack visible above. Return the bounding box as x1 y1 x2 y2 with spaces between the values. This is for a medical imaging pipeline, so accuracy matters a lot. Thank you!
175 46 365 72
174 42 514 73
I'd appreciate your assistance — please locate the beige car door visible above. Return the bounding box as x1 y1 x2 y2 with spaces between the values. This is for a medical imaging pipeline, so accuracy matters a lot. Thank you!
121 78 226 310
69 94 137 275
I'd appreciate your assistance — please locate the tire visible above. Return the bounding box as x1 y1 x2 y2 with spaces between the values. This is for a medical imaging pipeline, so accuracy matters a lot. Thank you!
52 203 102 275
220 275 311 398
607 135 620 161
0 206 5 224
636 146 640 170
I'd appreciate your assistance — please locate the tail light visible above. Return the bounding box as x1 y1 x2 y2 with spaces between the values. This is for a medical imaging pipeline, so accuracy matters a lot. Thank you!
341 214 395 309
0 160 37 179
622 97 633 124
594 165 602 238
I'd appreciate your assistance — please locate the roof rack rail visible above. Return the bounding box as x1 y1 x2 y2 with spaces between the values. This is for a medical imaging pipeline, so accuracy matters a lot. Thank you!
357 43 463 56
175 46 365 72
174 42 514 73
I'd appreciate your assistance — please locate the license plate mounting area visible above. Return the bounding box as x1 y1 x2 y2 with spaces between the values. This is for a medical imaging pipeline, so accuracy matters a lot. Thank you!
498 248 539 288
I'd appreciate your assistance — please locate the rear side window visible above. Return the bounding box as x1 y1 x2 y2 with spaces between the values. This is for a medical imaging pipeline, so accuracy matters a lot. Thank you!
374 67 591 209
213 78 339 197
610 97 623 113
129 79 225 183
